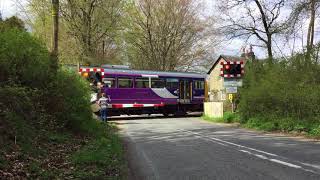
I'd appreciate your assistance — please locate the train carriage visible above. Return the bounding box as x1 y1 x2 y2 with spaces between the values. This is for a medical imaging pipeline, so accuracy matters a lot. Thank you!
79 65 206 117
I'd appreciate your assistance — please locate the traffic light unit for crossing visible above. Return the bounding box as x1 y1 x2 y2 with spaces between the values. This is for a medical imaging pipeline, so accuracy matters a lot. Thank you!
220 61 244 78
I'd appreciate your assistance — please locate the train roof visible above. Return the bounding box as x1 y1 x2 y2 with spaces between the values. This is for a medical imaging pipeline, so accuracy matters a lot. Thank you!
80 66 206 79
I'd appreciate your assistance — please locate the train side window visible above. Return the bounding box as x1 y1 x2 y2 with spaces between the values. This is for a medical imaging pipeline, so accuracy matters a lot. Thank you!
118 78 133 88
195 80 204 89
102 77 116 88
166 78 179 89
135 77 149 88
151 78 165 88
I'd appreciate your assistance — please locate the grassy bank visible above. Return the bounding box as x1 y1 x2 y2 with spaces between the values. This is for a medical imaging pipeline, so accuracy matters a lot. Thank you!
202 112 320 138
71 123 127 179
0 118 127 179
0 29 127 178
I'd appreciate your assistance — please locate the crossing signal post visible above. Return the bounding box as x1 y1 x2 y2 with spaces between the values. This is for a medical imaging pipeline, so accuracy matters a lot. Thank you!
220 61 244 78
221 61 244 113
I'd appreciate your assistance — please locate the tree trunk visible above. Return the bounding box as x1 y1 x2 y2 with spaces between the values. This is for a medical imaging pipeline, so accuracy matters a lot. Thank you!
51 0 59 56
306 0 316 60
267 35 273 62
51 0 59 70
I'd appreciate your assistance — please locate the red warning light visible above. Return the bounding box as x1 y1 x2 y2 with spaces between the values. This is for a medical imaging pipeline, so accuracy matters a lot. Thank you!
225 64 230 70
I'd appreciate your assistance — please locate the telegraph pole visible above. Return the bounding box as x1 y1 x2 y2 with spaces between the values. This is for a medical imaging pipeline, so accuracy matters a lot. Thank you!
51 0 59 70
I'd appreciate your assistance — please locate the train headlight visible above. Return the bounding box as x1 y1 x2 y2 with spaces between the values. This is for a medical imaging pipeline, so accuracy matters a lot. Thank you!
82 72 89 77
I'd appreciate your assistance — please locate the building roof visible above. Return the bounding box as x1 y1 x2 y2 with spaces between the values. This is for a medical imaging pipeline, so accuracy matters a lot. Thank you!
207 55 246 74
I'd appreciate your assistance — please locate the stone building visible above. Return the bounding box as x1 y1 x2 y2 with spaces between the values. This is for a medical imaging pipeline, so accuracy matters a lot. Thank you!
207 48 255 101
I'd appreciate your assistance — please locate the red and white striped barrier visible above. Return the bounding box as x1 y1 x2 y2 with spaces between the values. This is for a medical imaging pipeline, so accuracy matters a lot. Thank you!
111 103 165 108
79 68 105 77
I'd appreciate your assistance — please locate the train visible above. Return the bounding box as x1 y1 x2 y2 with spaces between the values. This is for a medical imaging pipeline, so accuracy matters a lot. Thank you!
79 65 207 116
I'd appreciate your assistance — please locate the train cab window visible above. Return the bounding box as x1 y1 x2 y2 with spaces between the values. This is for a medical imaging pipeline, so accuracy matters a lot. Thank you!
118 78 133 88
102 77 116 88
135 77 149 88
166 78 179 89
195 80 204 89
151 78 165 88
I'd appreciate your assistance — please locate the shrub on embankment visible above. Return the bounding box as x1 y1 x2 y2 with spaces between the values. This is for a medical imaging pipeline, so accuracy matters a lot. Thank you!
0 29 126 178
238 54 320 136
0 29 94 134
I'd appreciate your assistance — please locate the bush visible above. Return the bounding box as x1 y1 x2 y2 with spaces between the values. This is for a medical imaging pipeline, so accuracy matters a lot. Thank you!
238 54 320 136
0 24 126 179
223 112 239 123
0 28 94 134
47 69 94 133
277 118 296 132
0 29 52 88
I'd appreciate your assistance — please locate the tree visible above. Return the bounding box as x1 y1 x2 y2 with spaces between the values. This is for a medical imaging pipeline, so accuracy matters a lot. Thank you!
288 0 320 59
219 0 289 61
26 0 123 65
51 0 59 70
122 0 214 71
0 16 25 31
60 0 123 63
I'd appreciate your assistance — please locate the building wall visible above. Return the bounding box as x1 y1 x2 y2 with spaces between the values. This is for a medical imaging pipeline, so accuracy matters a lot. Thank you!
208 58 226 101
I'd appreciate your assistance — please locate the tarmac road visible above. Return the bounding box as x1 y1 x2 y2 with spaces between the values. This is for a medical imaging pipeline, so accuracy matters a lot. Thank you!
114 116 320 180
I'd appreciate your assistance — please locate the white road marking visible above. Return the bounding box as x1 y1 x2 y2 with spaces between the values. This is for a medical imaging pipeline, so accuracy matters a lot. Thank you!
239 150 268 160
183 130 278 157
253 154 268 160
181 129 320 175
239 150 251 154
190 132 229 147
270 159 302 169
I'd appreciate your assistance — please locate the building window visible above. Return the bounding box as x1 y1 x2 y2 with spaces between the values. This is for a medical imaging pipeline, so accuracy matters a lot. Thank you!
135 77 149 88
166 78 179 89
195 80 204 89
102 77 116 88
151 78 165 88
118 78 133 88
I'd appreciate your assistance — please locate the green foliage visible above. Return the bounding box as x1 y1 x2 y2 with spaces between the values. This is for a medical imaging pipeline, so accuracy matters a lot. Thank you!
223 112 239 123
202 111 239 123
0 29 51 87
71 124 126 179
0 25 126 178
310 125 320 136
202 115 224 123
239 55 320 136
0 16 25 32
47 68 93 132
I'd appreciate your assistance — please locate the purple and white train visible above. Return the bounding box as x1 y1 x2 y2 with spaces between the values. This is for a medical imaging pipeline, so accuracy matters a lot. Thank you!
79 65 206 116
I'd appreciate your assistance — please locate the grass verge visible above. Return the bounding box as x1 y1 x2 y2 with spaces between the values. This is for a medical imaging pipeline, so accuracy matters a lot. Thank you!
243 117 320 138
71 122 127 179
202 113 320 138
202 111 240 123
0 119 127 179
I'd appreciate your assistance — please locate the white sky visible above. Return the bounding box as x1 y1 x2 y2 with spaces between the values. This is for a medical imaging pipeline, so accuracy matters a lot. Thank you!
1 0 318 60
0 0 17 18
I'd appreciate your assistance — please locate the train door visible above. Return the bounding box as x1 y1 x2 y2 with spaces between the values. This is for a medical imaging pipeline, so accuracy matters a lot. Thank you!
179 80 192 103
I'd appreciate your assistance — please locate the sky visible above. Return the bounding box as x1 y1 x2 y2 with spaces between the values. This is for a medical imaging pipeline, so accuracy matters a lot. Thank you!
0 0 17 18
0 0 255 60
0 0 318 61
